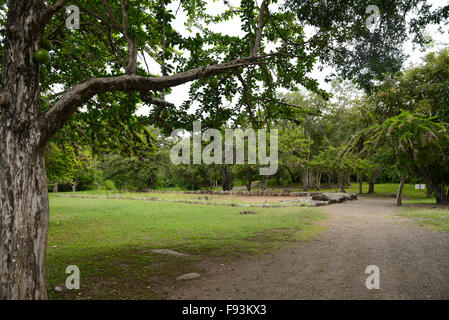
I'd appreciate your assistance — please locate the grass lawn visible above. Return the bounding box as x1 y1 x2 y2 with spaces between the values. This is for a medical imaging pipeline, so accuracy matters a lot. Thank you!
399 207 449 233
46 196 326 300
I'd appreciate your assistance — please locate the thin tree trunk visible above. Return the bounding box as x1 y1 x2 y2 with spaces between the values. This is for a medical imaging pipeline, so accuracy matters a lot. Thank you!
368 167 382 194
302 170 308 191
261 176 269 191
314 172 321 191
222 164 233 191
327 174 332 189
358 175 363 194
396 175 408 206
147 176 154 191
338 173 346 193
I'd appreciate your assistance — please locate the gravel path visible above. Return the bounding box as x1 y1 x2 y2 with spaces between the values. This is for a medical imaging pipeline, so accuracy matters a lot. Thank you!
171 197 449 299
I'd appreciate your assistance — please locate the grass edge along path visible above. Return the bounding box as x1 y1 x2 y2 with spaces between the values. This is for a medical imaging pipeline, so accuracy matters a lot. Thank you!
399 207 449 234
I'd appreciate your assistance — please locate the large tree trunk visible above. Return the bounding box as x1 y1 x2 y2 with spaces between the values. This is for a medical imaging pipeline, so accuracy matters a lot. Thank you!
426 187 432 199
0 2 49 299
0 144 49 299
368 167 382 194
430 183 449 205
417 170 449 205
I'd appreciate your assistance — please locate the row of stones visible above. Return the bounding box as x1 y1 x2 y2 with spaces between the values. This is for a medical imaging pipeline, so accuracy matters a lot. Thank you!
55 192 357 207
156 190 319 197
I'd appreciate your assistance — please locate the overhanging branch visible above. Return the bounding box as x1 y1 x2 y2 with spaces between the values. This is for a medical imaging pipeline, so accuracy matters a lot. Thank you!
40 55 265 140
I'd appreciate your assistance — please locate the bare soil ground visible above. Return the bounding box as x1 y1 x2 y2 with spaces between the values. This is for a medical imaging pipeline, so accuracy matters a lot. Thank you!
170 197 449 299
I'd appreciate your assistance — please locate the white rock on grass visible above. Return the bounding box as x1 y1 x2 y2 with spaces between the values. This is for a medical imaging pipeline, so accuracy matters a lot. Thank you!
54 284 67 292
176 273 201 281
150 249 188 257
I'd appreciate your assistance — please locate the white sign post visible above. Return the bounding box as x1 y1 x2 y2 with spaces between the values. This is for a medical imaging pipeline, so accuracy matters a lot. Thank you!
415 184 426 203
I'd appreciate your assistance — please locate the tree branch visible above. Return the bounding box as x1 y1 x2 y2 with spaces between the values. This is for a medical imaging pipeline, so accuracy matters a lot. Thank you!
251 0 269 57
139 93 175 108
101 0 124 31
40 55 265 140
120 0 137 74
41 0 70 28
236 71 257 128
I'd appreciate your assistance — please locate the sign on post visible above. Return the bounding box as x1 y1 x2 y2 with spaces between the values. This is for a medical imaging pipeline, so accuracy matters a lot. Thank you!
415 184 426 203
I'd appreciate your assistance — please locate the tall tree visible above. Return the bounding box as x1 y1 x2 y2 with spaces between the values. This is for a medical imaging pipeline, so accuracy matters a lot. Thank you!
348 112 449 204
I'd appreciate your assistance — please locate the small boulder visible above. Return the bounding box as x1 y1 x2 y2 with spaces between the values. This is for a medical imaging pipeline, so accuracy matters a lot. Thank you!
54 284 67 292
311 193 330 201
176 273 201 281
240 211 257 215
150 249 188 257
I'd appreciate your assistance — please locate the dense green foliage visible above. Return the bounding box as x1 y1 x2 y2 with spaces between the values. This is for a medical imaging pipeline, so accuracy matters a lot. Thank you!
46 49 449 201
31 1 448 203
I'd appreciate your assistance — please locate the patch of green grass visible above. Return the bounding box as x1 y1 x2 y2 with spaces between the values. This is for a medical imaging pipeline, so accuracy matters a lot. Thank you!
399 207 449 233
401 198 436 204
46 196 326 299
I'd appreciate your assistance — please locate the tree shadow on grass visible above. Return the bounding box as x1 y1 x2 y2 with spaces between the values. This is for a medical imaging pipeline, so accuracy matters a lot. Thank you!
45 227 323 300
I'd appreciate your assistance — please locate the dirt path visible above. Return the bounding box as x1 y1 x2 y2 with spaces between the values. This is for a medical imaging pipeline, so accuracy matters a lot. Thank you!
170 197 449 299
